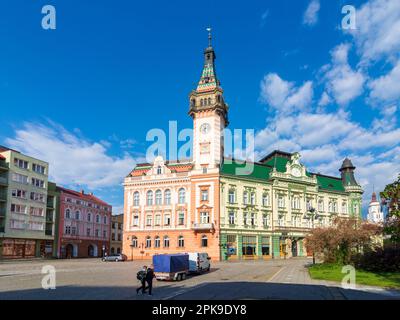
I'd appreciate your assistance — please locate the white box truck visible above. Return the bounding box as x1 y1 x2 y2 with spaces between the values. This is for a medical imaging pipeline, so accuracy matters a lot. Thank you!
187 252 211 273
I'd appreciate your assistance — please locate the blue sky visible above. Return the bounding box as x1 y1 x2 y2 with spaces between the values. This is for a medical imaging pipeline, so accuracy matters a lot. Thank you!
1 0 399 216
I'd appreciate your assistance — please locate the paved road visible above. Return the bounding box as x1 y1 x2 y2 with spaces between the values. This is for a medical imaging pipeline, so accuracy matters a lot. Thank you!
0 258 398 300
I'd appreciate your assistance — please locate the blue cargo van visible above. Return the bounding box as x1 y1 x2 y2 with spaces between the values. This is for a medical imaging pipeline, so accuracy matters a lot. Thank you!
153 254 189 281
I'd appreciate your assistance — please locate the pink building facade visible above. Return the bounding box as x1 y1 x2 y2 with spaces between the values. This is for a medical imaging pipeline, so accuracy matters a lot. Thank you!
57 187 112 258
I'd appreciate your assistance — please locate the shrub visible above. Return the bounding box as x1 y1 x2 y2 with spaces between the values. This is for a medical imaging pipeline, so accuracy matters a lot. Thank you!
352 245 400 272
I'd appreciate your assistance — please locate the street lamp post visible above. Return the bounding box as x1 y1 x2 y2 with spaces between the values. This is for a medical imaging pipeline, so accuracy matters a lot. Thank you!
304 207 319 265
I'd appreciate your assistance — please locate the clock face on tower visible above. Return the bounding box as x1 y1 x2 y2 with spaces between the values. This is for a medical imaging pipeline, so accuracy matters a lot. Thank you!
291 167 301 177
200 123 211 135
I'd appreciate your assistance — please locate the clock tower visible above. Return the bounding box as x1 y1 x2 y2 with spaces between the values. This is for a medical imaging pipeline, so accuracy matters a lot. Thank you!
189 29 229 173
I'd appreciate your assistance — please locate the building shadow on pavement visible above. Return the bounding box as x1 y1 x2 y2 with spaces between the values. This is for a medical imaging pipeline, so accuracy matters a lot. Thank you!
0 281 398 300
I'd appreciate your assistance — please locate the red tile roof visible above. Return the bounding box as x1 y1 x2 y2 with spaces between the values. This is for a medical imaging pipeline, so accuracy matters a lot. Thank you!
57 186 111 207
0 154 5 160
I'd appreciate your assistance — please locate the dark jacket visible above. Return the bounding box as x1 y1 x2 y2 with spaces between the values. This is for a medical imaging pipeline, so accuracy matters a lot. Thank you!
145 268 155 281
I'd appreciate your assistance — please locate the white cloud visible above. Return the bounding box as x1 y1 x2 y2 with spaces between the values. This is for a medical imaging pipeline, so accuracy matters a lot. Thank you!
260 10 269 28
260 73 313 114
303 0 320 26
5 121 139 189
322 44 365 106
347 0 400 64
369 60 400 103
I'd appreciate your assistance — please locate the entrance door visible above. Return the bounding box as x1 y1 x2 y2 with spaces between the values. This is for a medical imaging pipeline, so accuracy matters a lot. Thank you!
66 244 74 258
88 245 94 257
279 243 286 257
291 240 298 257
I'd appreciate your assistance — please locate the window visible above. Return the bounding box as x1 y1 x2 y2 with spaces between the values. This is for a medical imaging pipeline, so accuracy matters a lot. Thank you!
65 209 71 219
117 234 121 241
178 236 184 248
75 211 80 220
201 235 208 247
95 229 99 237
164 189 171 205
155 190 162 205
65 226 71 234
163 236 170 248
164 214 171 226
178 188 186 204
96 215 100 223
154 236 160 248
353 203 358 215
132 215 139 226
318 200 324 212
87 213 91 222
27 221 44 231
201 190 209 201
87 228 91 236
30 192 45 203
250 213 256 226
228 190 235 204
32 163 46 174
261 237 270 256
208 97 211 105
202 167 207 174
71 227 76 235
278 215 284 226
242 236 257 256
133 192 140 206
306 199 312 211
342 202 347 214
328 201 333 212
243 192 248 205
12 189 26 199
333 202 338 213
278 196 285 208
263 214 269 227
31 178 45 189
12 173 28 184
146 215 152 226
262 193 269 206
103 216 107 224
178 211 185 225
14 158 28 169
243 213 248 225
228 211 235 225
157 166 162 175
250 192 255 205
103 230 107 238
292 197 300 209
11 204 27 214
146 190 153 206
145 237 151 248
200 211 209 224
10 219 25 229
131 237 138 247
155 214 161 226
30 207 44 217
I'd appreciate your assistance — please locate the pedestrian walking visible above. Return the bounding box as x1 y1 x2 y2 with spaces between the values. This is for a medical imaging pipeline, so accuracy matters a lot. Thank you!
136 265 147 295
144 264 155 296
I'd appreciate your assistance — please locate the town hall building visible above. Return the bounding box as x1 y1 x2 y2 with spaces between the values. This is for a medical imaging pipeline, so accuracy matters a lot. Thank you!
122 33 363 261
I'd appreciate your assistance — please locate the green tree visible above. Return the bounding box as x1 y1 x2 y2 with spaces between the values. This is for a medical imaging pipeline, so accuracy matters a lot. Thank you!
380 174 400 245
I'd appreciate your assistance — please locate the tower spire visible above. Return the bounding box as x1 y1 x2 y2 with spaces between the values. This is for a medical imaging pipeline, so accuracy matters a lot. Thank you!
207 27 212 47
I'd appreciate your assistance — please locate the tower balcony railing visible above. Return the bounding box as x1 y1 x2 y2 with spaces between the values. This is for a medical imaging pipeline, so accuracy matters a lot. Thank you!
192 222 214 231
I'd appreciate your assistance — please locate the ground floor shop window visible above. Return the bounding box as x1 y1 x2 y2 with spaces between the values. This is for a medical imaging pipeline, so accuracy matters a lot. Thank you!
261 236 270 256
242 236 257 256
226 234 237 256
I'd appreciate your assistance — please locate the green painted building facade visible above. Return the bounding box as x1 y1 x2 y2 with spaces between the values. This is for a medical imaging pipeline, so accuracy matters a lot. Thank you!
219 151 363 260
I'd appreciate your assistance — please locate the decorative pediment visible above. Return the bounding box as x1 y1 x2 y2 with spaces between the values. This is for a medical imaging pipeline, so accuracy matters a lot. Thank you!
150 156 171 176
285 152 307 178
196 204 213 210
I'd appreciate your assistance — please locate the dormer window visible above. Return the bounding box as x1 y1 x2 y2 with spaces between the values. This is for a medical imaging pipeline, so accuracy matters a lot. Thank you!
157 166 162 175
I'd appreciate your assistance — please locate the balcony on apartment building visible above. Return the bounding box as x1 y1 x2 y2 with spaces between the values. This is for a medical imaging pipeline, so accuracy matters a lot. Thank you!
0 161 8 171
192 222 214 231
0 190 7 202
0 176 7 186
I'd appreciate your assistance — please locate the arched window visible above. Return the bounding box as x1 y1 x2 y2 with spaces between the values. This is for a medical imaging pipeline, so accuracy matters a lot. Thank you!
87 212 91 222
65 209 71 219
208 97 211 105
178 188 186 204
178 236 184 248
154 236 160 248
145 236 151 248
155 189 162 205
342 202 347 214
103 216 107 224
96 214 100 223
131 236 138 248
147 190 153 206
133 192 140 206
200 99 204 106
262 193 269 206
157 166 162 175
228 189 235 204
164 189 171 205
243 191 248 205
163 236 170 248
75 211 80 220
201 235 208 247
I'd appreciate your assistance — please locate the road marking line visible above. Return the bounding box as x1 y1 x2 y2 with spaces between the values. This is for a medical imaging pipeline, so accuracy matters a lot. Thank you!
161 283 208 300
268 266 286 283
